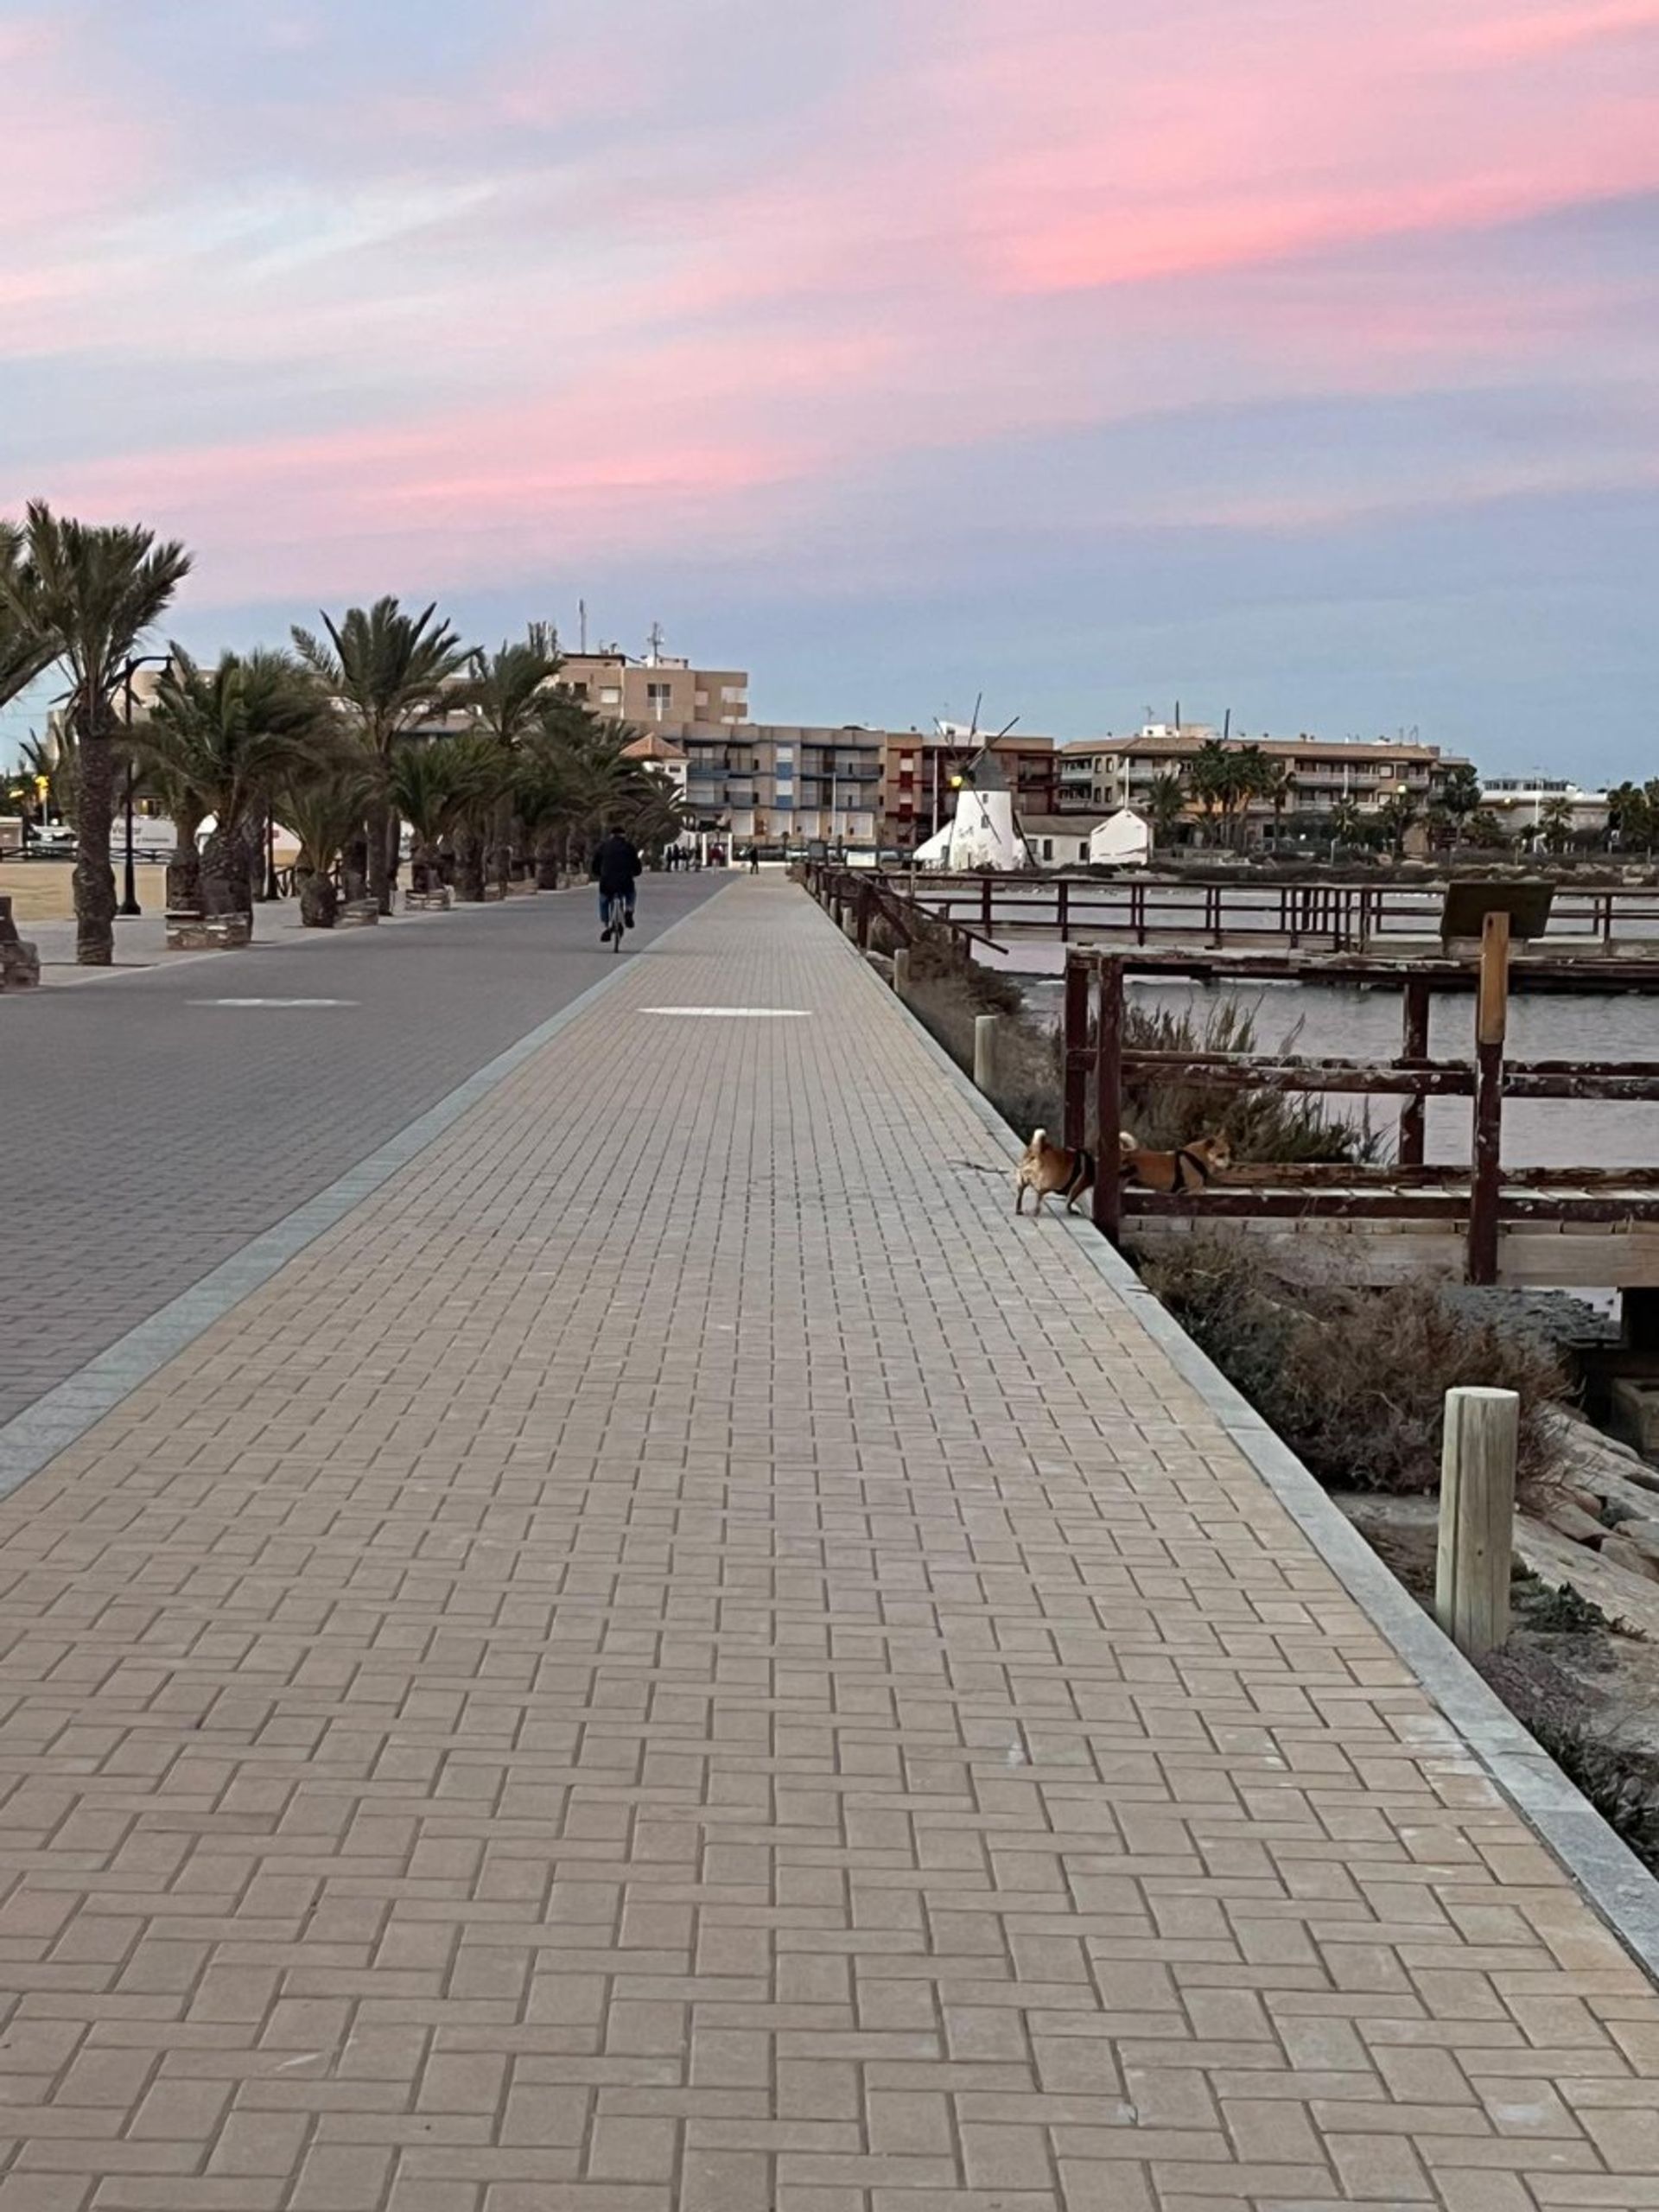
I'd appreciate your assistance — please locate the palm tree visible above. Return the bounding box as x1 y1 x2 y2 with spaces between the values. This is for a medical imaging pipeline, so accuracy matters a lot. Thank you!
1537 794 1575 856
135 647 338 925
1376 789 1420 858
275 763 378 927
0 504 192 963
291 598 470 914
1186 741 1234 847
1329 797 1363 856
386 733 505 897
453 633 561 898
1259 761 1295 850
1439 761 1483 849
0 524 54 713
1144 772 1186 853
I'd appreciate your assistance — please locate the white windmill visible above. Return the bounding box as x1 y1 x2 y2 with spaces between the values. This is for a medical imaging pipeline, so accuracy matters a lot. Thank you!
912 696 1035 872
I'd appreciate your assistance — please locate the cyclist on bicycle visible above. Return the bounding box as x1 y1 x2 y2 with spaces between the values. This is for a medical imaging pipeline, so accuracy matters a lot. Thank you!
590 825 642 943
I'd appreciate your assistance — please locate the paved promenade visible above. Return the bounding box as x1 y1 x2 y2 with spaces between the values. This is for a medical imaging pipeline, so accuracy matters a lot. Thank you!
3 880 1659 2212
0 877 720 1427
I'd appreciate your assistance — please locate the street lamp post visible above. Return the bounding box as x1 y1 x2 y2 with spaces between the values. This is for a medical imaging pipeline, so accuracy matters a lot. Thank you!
117 654 172 919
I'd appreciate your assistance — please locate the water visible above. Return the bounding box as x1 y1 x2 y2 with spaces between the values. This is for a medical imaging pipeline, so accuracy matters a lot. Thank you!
1018 973 1659 1170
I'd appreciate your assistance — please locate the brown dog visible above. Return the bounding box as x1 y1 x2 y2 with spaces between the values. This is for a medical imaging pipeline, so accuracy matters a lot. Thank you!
1120 1132 1232 1193
1015 1127 1139 1215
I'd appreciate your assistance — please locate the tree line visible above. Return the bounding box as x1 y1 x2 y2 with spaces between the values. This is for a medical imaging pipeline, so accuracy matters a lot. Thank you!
1 503 688 963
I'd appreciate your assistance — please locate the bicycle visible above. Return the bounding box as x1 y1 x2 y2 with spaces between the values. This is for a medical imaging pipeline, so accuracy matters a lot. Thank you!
600 891 632 950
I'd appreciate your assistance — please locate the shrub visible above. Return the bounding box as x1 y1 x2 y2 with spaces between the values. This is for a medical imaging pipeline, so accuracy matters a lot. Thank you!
1136 1231 1568 1495
1118 995 1380 1165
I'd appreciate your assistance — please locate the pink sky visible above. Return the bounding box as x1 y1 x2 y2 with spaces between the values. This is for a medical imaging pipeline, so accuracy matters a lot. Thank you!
3 0 1657 757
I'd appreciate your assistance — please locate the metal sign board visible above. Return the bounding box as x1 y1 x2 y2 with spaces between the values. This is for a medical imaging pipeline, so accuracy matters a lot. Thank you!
1439 880 1555 944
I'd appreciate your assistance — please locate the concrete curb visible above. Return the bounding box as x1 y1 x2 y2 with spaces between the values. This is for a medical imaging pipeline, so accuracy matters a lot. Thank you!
822 898 1659 1984
0 889 726 1503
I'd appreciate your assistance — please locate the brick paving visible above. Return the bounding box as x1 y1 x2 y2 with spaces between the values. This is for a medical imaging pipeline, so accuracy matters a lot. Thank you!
0 878 719 1428
3 879 1659 2212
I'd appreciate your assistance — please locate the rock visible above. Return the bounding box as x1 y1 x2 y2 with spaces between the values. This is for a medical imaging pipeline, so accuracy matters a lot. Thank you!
1613 1519 1659 1568
1599 1535 1659 1582
1541 1498 1608 1547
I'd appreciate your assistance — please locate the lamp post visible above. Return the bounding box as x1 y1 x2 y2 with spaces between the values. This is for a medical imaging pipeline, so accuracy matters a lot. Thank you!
118 654 172 918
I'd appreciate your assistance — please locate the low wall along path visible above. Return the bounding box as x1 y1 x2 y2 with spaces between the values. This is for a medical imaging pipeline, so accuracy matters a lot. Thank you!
3 878 1659 2210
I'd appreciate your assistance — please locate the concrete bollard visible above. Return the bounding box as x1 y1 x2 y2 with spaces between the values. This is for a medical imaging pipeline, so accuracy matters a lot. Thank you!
893 947 911 999
1435 1386 1519 1657
974 1014 999 1094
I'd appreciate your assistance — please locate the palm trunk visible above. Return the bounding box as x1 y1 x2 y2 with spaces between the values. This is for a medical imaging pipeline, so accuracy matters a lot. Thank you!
297 865 338 927
74 712 117 966
367 798 394 915
200 825 245 919
340 829 369 903
166 808 204 912
536 833 560 890
455 828 486 902
489 794 513 896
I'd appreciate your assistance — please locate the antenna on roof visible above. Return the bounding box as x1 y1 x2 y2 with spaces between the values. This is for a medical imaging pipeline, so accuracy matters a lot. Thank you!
646 621 665 665
578 599 588 653
1223 707 1231 741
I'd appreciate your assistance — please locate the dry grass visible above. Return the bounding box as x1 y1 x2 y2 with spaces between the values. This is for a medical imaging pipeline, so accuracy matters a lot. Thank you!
0 862 74 924
1136 1230 1569 1496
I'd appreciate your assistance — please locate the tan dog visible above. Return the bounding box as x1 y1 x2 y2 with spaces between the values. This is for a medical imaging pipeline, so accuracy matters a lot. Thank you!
1015 1127 1139 1215
1120 1132 1232 1193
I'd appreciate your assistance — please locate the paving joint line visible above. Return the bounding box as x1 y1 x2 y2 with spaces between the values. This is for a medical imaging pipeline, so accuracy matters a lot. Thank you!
826 895 1659 1985
0 886 728 1501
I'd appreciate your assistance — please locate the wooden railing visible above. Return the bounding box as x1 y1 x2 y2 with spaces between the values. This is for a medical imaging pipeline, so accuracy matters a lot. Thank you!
1065 919 1659 1284
877 870 1659 952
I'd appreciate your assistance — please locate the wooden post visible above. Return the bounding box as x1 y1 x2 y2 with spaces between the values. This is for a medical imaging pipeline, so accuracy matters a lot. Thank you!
1063 954 1091 1153
855 883 872 949
1091 957 1124 1245
892 946 911 998
981 877 993 936
1436 1386 1519 1657
973 1014 998 1094
1058 877 1070 943
1398 976 1430 1169
1468 911 1510 1285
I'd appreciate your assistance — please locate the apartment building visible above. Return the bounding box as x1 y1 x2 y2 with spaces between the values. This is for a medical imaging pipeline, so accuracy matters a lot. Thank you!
646 723 885 851
1481 776 1609 836
880 730 1060 849
1058 726 1465 830
558 649 748 727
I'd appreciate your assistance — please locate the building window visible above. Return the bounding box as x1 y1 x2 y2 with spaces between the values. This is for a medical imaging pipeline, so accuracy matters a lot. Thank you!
600 687 621 707
646 682 672 721
1040 838 1053 860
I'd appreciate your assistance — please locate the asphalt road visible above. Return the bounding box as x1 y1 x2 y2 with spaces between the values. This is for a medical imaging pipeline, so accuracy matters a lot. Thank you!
0 876 724 1427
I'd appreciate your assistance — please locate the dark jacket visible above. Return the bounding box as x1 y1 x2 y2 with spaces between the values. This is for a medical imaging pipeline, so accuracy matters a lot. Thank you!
590 833 642 894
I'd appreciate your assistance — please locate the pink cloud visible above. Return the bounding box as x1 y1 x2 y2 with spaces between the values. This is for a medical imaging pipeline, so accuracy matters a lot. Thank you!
6 0 1656 611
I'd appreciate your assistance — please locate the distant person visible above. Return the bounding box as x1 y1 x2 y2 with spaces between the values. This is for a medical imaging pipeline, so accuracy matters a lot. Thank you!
590 825 642 943
747 844 760 874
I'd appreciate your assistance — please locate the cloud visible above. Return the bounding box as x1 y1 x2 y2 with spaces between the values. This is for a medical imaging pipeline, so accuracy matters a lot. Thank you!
2 0 1656 764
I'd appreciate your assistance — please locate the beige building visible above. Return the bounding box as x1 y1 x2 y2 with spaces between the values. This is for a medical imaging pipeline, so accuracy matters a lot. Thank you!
558 650 748 728
1058 725 1466 830
646 723 884 852
620 730 689 804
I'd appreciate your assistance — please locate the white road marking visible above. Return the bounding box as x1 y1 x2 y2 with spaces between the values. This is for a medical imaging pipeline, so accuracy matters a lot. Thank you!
191 998 358 1008
639 1007 810 1018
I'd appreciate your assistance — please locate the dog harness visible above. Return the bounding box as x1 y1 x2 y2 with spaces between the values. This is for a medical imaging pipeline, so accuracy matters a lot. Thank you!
1174 1146 1217 1191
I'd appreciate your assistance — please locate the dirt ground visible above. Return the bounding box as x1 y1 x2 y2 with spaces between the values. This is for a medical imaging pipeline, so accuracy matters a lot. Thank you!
0 863 75 924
